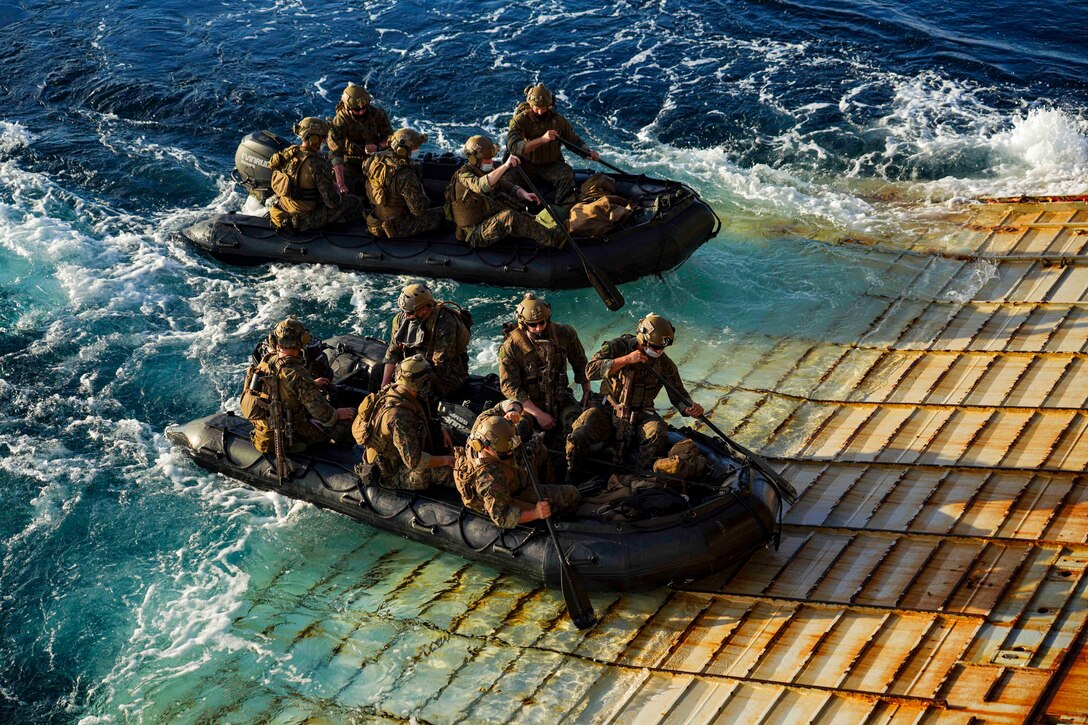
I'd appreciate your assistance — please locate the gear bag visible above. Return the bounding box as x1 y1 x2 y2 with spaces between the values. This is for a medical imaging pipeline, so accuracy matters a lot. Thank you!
351 390 383 448
240 359 275 422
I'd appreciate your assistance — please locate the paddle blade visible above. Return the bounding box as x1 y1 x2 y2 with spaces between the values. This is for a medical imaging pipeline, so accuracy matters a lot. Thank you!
588 270 625 311
559 560 597 630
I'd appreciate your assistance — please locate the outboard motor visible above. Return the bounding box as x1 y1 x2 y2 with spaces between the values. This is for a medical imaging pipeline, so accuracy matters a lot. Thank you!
232 130 290 203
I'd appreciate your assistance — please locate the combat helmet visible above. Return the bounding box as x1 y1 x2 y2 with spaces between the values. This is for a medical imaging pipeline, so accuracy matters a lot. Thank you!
397 282 436 315
395 354 432 393
469 415 522 456
389 128 428 158
341 83 371 111
636 313 675 349
273 316 312 349
293 117 330 142
524 83 555 108
515 293 551 328
464 135 498 165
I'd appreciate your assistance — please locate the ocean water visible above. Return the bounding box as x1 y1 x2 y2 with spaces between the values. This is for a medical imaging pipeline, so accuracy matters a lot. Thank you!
1 0 1085 721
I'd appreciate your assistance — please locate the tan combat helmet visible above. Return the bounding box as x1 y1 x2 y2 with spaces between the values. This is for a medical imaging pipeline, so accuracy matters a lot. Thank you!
395 354 432 393
273 316 312 348
469 415 522 455
463 135 498 165
389 128 428 158
397 282 436 314
636 313 675 349
515 292 551 327
341 83 371 111
524 83 555 108
293 117 330 142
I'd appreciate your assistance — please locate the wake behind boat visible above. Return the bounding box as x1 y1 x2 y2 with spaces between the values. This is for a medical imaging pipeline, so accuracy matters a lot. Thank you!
176 131 721 289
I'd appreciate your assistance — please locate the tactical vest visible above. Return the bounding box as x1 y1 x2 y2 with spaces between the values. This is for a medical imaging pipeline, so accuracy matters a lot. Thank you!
269 146 321 215
446 164 504 236
600 334 666 412
365 387 431 474
503 323 568 411
391 304 471 361
330 103 392 163
453 447 523 514
366 151 413 220
248 355 326 449
509 108 564 165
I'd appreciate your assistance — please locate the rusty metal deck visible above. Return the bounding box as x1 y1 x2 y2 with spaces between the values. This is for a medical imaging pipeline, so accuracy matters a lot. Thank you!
174 201 1086 724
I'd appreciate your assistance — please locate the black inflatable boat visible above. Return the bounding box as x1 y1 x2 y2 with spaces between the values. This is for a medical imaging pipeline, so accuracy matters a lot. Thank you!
176 131 721 290
165 335 786 592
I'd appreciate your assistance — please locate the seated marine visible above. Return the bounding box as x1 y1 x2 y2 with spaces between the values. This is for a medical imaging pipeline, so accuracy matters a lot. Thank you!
566 313 705 475
364 128 445 239
444 135 565 250
353 354 454 490
506 83 599 204
381 282 471 400
498 293 589 441
240 316 356 455
268 116 366 233
328 83 394 195
252 321 333 388
453 415 580 529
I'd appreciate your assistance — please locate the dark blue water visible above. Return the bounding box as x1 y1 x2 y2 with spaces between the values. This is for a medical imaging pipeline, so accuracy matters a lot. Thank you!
1 1 1085 721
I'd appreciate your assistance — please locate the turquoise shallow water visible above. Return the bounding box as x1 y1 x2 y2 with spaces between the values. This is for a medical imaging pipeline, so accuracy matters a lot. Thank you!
1 0 1086 721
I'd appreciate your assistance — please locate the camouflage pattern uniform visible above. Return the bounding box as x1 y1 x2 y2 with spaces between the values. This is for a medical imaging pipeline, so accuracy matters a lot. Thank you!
362 385 451 490
250 353 352 454
445 164 564 249
453 446 579 529
327 102 394 194
364 149 444 238
567 334 693 470
498 321 587 435
268 145 365 232
384 306 469 399
506 107 588 204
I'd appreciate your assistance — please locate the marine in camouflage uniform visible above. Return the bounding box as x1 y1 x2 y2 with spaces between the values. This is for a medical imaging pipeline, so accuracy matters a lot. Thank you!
498 293 589 440
445 135 565 249
381 283 470 400
506 83 599 204
364 129 444 239
268 117 365 233
567 314 703 473
453 416 579 529
327 83 394 195
355 355 453 491
246 318 355 454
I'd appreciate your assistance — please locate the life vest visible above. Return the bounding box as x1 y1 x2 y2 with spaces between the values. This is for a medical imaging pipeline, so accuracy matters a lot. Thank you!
269 146 321 215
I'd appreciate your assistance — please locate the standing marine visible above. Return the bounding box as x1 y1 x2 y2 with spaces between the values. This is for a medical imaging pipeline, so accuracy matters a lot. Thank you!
498 293 589 439
328 83 394 195
506 83 599 204
444 135 565 249
381 282 471 400
353 354 453 490
240 316 356 455
364 128 445 239
453 415 579 528
566 313 705 474
268 117 365 232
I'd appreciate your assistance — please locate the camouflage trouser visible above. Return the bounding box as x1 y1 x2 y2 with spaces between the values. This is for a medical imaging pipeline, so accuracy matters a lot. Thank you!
252 418 354 454
522 160 576 204
381 463 453 491
566 406 669 473
516 482 581 517
467 209 565 249
293 194 366 232
367 207 445 239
